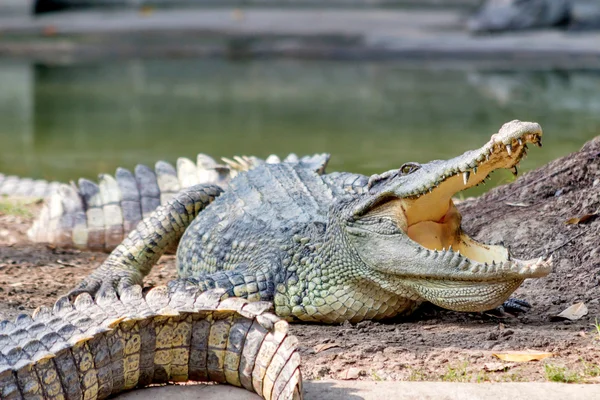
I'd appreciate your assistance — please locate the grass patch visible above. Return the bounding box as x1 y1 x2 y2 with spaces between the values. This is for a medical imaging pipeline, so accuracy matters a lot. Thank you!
544 364 582 383
407 367 429 381
0 198 33 218
581 358 600 378
499 372 527 383
370 370 384 381
474 371 491 383
594 319 600 341
441 361 470 383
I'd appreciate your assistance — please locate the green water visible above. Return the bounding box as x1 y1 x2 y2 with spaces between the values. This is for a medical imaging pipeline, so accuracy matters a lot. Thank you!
1 59 599 196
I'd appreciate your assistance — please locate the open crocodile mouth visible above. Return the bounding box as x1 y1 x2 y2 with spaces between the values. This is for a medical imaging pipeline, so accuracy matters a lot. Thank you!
406 126 550 269
358 122 553 311
388 122 553 310
402 124 551 274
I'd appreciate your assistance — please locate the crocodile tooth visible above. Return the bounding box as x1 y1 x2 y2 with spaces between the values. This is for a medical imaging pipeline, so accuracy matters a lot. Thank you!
473 166 477 174
506 144 512 155
537 138 543 147
511 166 518 177
518 138 523 146
463 171 470 185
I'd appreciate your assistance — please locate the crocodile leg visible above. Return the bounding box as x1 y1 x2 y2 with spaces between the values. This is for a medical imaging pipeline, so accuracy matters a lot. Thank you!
69 184 224 299
0 287 302 400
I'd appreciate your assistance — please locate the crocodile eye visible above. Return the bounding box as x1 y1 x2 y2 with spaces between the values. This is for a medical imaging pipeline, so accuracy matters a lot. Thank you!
399 162 421 176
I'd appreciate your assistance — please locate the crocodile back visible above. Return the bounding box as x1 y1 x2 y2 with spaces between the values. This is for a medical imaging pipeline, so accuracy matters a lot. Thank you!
177 163 337 276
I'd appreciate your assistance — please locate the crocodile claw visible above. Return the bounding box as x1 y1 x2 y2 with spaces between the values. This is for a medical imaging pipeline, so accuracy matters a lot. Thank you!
486 298 531 318
502 298 532 313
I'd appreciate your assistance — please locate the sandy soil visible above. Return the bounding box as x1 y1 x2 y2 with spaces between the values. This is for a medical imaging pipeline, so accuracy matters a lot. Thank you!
1 137 599 384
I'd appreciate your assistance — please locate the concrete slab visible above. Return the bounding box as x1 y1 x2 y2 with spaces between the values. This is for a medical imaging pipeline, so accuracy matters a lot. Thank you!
115 380 600 400
303 380 600 400
1 8 600 67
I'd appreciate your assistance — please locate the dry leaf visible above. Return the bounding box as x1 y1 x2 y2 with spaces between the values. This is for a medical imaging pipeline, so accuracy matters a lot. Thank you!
565 213 598 225
493 350 553 362
551 302 588 321
314 342 341 353
483 362 515 372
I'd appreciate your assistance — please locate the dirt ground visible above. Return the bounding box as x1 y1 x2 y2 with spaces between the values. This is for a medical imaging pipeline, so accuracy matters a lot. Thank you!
1 138 599 384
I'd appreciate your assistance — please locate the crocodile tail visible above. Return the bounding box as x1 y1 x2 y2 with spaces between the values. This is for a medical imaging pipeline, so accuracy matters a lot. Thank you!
25 154 232 252
0 287 302 400
0 173 60 198
23 152 329 252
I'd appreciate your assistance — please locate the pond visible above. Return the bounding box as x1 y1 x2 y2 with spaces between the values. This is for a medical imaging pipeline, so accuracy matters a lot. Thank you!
1 58 599 197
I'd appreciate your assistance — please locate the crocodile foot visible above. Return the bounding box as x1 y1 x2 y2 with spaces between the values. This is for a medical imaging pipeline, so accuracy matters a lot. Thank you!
486 298 531 318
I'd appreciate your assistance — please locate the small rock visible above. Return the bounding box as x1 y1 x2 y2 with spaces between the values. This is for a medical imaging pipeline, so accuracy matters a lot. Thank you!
341 367 365 380
486 332 499 341
484 362 514 372
356 321 371 329
502 329 514 338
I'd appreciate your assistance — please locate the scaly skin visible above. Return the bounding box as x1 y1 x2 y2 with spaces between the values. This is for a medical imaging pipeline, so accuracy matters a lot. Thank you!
0 287 301 400
71 120 553 324
0 153 326 252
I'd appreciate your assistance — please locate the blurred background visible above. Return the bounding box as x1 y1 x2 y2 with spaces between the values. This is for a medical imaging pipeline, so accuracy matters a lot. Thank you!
1 0 600 197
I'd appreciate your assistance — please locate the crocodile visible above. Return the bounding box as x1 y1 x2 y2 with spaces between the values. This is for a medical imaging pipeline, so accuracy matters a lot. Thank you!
0 120 553 399
66 119 552 318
